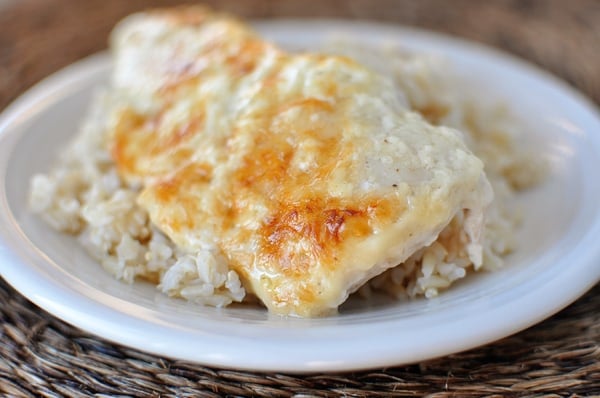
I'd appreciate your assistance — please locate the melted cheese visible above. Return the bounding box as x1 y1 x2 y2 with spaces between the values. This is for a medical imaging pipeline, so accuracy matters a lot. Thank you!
107 6 492 317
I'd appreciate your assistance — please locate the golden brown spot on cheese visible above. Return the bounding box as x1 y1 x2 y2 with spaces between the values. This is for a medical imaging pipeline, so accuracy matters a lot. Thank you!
225 39 266 76
112 109 151 176
237 134 293 189
279 97 334 113
156 108 205 153
155 162 212 203
258 196 400 276
152 163 212 233
160 74 200 99
232 94 340 196
159 34 267 97
325 81 339 98
111 101 205 180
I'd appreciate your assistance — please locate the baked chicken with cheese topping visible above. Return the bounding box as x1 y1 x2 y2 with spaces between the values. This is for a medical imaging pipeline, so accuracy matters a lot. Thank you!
106 6 493 317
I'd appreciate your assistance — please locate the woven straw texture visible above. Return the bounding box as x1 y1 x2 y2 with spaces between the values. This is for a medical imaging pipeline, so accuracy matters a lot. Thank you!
1 0 599 396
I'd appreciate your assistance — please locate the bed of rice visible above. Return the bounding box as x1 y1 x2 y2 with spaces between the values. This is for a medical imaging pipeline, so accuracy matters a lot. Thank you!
28 42 543 311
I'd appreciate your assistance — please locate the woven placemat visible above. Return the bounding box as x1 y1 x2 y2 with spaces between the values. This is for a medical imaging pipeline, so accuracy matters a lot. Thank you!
1 0 599 396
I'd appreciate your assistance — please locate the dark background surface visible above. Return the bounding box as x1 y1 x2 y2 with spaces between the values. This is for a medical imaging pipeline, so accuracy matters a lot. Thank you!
1 0 599 396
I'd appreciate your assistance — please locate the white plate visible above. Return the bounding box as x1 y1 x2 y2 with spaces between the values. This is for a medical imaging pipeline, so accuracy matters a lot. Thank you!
1 20 600 373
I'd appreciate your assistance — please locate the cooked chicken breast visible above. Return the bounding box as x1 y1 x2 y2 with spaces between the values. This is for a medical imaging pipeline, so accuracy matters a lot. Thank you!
106 6 492 316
